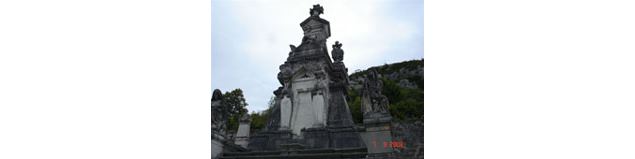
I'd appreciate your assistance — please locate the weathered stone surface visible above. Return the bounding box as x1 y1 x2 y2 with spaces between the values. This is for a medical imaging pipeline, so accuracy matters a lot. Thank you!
391 119 424 159
212 89 230 159
280 96 292 129
221 147 367 159
212 89 229 134
234 114 251 148
246 4 364 152
361 128 394 155
248 130 294 151
212 135 224 159
331 41 344 62
361 69 391 122
224 4 368 158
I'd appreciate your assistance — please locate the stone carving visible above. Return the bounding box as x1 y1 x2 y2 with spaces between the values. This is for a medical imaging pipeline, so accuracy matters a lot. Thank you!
310 4 324 17
289 44 297 57
211 89 228 133
301 35 317 45
331 41 343 62
361 69 389 116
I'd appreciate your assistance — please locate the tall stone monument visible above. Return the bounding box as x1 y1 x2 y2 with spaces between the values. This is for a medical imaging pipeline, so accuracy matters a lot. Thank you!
222 4 367 159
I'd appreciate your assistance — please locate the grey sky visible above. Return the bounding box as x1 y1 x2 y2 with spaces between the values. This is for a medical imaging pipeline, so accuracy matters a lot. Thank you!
212 0 423 112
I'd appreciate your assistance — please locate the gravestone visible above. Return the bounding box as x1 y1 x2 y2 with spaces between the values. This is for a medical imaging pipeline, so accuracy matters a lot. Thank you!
234 113 251 148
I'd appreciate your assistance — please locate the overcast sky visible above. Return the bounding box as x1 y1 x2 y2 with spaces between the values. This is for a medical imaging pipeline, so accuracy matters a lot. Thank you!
212 0 423 112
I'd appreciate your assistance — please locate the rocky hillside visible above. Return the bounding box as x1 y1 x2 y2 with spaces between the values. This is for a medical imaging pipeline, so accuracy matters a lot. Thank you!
347 59 424 124
347 59 424 158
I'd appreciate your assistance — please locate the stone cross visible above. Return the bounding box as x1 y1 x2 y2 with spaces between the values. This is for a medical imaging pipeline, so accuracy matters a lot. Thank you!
310 4 324 17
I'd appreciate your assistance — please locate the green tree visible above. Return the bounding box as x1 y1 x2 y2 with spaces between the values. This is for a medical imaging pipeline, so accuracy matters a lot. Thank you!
249 96 274 132
382 78 402 102
222 89 248 131
347 88 363 124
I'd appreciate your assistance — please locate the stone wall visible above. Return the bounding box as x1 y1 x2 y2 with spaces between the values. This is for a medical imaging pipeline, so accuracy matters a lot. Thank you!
391 120 424 159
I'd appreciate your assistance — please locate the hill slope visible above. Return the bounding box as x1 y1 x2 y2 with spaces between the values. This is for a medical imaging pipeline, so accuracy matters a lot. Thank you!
347 59 424 124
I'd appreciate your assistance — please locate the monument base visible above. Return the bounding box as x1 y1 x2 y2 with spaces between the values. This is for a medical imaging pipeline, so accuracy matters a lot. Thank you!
230 126 367 158
221 147 367 159
212 132 226 159
360 113 395 157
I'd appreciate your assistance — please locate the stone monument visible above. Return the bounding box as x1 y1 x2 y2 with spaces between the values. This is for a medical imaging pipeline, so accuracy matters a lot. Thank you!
222 4 367 159
360 69 395 158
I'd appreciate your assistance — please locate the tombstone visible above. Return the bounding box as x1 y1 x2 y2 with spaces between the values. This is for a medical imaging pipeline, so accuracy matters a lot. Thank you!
234 113 251 148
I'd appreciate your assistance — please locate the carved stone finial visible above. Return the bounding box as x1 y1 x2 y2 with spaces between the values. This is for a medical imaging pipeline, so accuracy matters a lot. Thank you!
239 113 251 122
332 41 342 49
331 41 344 62
310 4 324 17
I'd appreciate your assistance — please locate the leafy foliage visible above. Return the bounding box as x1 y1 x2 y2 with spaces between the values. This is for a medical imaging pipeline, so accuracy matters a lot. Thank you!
249 111 269 132
222 89 248 131
346 88 363 124
249 96 275 132
350 58 423 79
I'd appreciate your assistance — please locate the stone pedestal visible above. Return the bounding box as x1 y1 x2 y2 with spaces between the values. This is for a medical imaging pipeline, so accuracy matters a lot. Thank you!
212 133 225 159
248 130 294 151
361 113 394 157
